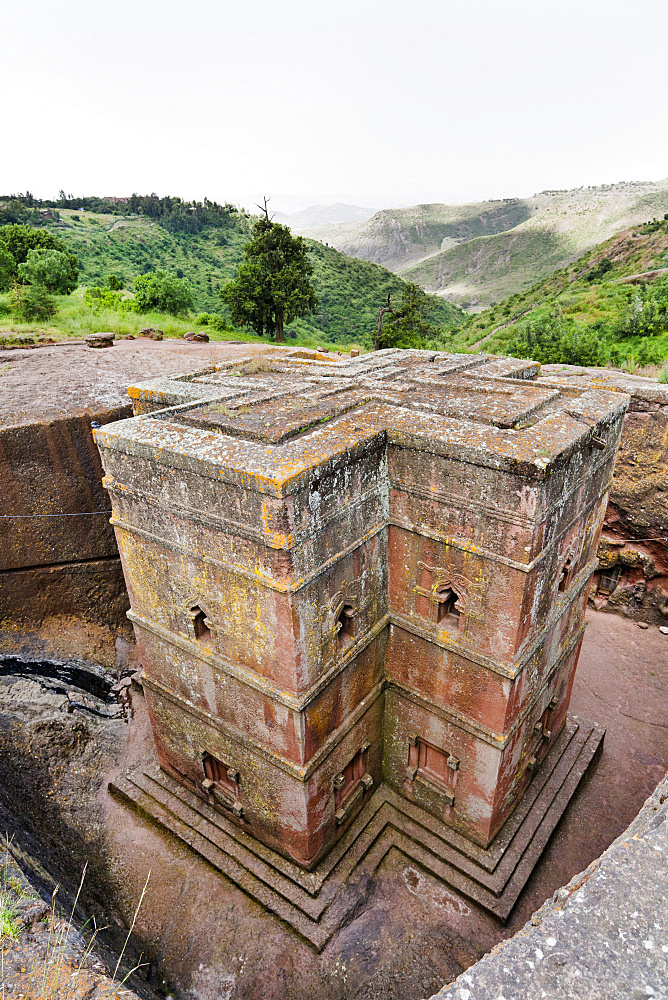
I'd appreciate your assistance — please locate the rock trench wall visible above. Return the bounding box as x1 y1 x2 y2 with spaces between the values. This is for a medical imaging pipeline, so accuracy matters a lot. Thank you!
539 366 668 626
0 407 135 668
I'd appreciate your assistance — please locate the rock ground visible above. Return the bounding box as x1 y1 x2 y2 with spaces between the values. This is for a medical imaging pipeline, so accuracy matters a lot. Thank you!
0 844 143 1000
0 612 665 999
0 338 300 427
432 773 668 1000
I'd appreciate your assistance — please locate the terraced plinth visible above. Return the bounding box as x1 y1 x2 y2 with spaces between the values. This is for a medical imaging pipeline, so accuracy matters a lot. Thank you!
110 716 603 950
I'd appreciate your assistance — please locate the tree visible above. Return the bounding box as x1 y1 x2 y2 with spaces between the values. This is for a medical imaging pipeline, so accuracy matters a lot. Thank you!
220 200 317 342
586 257 613 282
133 269 194 315
17 248 78 294
0 199 35 226
0 244 14 291
375 292 393 351
378 282 439 349
507 308 609 366
613 278 668 338
0 224 67 271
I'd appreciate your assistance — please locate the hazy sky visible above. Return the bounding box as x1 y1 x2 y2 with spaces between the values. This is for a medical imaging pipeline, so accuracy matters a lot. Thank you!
4 0 668 213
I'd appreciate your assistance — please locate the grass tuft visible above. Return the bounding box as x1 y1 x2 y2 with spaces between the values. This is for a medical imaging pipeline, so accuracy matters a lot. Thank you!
0 895 20 940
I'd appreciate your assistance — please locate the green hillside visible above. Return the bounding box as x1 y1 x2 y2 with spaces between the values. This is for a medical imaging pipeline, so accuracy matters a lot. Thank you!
299 180 668 309
304 199 531 272
0 199 463 346
444 217 668 371
403 226 569 308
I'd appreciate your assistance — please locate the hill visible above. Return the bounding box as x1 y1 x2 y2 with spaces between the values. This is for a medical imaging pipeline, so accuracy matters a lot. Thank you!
298 180 668 309
14 204 462 345
443 216 668 369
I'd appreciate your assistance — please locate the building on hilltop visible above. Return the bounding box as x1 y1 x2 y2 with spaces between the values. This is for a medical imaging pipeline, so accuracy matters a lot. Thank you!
96 349 627 931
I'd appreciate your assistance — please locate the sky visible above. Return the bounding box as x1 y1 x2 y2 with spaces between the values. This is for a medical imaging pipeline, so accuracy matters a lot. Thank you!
3 0 668 214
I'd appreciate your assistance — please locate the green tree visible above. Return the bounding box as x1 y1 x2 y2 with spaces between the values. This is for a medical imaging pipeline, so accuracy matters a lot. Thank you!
0 244 14 291
10 282 57 321
17 248 78 294
586 257 613 282
220 204 317 342
0 224 67 273
133 269 194 315
507 308 609 366
378 282 439 349
614 279 668 338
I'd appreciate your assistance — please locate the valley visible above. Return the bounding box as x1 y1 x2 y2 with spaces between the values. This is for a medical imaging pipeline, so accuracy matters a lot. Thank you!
445 215 668 368
296 180 668 309
0 200 462 348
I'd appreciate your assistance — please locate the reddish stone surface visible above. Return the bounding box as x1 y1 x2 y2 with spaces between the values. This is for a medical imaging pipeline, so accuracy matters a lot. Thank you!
538 365 668 624
0 339 294 666
95 349 627 866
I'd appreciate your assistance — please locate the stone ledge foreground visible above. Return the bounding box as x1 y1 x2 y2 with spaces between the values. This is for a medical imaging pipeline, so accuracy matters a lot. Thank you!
432 772 668 1000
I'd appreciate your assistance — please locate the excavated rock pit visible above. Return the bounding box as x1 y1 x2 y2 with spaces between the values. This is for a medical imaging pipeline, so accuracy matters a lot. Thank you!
1 346 666 998
0 611 665 1000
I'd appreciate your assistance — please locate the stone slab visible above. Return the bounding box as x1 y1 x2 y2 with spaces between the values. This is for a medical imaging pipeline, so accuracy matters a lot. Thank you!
432 772 668 1000
110 716 604 950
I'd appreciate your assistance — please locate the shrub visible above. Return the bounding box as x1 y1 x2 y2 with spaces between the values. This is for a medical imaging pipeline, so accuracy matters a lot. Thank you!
83 286 135 312
0 244 14 291
0 223 68 268
587 257 613 282
507 308 609 366
0 894 19 939
10 282 57 321
133 269 193 315
106 273 123 290
195 312 235 332
614 279 668 338
634 340 663 366
17 248 78 294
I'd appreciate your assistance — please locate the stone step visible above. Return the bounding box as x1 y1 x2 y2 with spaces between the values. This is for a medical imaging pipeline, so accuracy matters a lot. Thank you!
110 715 604 948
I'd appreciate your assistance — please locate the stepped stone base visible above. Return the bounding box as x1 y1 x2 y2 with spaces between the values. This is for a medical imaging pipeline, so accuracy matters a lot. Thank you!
110 716 604 951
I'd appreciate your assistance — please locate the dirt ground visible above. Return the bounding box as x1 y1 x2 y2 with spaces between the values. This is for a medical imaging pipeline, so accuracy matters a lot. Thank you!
510 611 668 924
1 611 665 1000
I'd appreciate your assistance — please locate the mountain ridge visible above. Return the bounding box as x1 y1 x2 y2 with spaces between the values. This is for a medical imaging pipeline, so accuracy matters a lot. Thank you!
297 180 668 308
273 203 374 228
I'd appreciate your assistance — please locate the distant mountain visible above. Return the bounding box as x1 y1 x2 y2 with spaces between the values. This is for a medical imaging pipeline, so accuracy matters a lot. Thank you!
274 203 375 229
300 181 668 308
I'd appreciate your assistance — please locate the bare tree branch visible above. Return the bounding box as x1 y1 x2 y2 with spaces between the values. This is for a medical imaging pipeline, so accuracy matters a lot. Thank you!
255 196 274 222
375 292 393 351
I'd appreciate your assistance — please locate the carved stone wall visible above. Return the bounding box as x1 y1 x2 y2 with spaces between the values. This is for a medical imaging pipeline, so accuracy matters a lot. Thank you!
96 349 627 868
